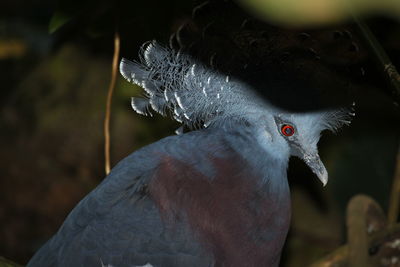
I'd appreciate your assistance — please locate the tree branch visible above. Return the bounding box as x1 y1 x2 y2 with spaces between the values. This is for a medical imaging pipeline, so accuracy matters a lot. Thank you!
104 31 120 175
388 145 400 225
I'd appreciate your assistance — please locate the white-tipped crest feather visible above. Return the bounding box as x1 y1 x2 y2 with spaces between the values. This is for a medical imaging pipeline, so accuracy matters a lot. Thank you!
119 41 353 133
119 41 268 129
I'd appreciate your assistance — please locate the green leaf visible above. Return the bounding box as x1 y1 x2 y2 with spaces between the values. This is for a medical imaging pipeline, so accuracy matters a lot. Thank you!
48 11 72 34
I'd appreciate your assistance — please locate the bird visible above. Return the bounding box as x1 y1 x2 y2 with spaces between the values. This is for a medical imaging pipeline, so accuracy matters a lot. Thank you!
27 0 361 265
27 38 352 267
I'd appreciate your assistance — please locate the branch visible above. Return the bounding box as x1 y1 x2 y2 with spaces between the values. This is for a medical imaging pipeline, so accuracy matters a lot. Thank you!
352 15 400 103
310 224 400 267
104 31 120 175
388 145 400 225
346 195 381 267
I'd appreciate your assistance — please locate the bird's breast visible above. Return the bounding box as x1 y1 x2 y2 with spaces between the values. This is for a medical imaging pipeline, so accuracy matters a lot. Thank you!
149 154 291 267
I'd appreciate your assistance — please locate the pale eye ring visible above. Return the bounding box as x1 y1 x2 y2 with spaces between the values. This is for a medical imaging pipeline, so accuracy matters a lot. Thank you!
281 124 295 137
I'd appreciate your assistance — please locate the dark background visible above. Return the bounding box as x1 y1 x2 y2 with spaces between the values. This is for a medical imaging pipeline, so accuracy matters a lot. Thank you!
0 0 399 266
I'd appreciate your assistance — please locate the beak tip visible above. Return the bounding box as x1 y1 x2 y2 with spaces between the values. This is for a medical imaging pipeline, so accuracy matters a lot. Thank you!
302 151 329 187
319 172 328 187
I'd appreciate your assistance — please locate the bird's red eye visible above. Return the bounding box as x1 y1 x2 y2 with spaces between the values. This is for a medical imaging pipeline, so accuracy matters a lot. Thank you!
281 124 295 136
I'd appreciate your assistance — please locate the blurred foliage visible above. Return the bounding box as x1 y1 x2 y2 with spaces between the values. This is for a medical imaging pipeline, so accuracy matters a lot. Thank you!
0 39 27 59
236 0 400 26
0 256 23 267
48 11 73 34
0 0 399 266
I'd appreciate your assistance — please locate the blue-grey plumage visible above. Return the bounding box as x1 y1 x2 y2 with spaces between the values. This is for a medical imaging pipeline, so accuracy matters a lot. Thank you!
27 42 352 267
27 127 289 267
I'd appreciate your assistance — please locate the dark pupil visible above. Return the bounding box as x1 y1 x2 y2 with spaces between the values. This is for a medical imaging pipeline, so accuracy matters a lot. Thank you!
284 127 293 135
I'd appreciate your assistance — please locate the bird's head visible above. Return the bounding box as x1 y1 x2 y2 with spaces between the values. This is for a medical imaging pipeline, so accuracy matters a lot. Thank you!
254 108 352 186
120 41 353 186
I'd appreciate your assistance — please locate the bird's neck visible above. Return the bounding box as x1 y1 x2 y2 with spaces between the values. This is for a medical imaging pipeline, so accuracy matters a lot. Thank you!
215 126 292 266
225 124 291 185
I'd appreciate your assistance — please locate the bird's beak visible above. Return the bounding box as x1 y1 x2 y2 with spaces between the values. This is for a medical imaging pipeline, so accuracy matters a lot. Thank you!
302 152 328 186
